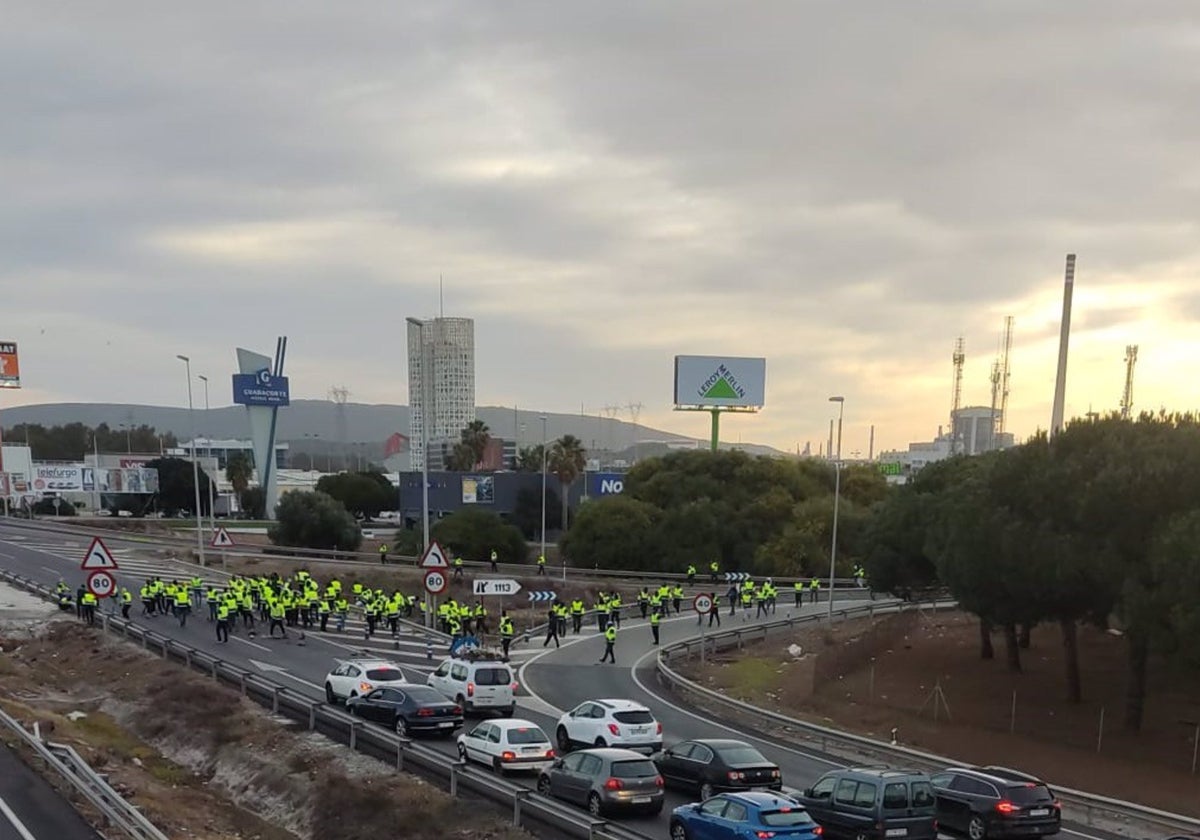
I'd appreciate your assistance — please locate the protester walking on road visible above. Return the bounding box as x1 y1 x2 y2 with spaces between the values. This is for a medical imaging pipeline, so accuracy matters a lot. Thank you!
543 606 560 648
708 593 722 627
599 624 617 664
649 609 661 646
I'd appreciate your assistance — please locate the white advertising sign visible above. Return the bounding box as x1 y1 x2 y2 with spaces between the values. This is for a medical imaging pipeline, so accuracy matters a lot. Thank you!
32 464 84 492
673 356 767 408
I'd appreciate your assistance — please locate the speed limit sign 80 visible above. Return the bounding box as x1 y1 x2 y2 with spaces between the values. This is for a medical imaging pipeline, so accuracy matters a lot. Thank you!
424 569 448 595
692 593 713 614
88 570 117 599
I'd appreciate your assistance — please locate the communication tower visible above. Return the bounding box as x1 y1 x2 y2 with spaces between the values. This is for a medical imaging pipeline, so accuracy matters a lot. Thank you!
951 337 965 453
1120 345 1138 419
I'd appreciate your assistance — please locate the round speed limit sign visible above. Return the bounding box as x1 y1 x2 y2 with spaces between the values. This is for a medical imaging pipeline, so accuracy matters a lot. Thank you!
692 593 713 615
424 569 448 595
87 570 117 599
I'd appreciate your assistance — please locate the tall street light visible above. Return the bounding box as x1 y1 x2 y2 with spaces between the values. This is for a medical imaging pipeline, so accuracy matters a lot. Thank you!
177 355 206 567
198 374 217 532
539 415 548 565
827 396 844 618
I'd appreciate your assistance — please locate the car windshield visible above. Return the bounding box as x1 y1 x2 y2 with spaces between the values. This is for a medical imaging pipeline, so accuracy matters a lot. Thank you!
612 710 654 724
366 668 404 682
612 760 658 778
1008 784 1053 805
507 727 549 745
761 808 815 827
720 746 769 765
405 686 446 703
474 667 512 686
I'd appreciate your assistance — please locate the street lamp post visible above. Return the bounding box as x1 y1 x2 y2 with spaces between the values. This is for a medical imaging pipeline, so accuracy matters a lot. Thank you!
539 416 548 565
827 396 844 618
177 355 206 567
198 374 217 532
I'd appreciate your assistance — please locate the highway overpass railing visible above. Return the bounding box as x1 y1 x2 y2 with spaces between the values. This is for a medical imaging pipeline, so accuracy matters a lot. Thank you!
655 600 1200 839
0 568 653 840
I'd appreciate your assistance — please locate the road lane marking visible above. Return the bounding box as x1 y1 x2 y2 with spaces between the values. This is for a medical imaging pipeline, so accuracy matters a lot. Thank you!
230 637 271 652
0 794 38 840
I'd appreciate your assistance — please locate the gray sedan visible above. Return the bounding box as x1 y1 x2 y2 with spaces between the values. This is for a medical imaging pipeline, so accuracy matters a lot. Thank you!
537 747 665 817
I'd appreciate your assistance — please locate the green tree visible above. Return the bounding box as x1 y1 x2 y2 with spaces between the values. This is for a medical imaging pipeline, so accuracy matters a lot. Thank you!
241 486 266 519
315 471 394 520
549 435 587 529
560 496 662 572
225 451 253 505
461 420 491 466
268 491 362 552
432 508 526 564
515 444 545 472
512 485 561 539
146 457 212 517
446 442 477 471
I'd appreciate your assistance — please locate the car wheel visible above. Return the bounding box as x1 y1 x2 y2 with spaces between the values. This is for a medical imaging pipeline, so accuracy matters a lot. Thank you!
537 776 552 796
395 717 409 737
594 737 607 748
855 833 870 840
324 684 336 704
587 792 604 817
492 757 508 776
457 743 468 762
500 706 514 718
649 802 663 816
556 726 572 753
456 695 470 715
699 782 714 800
670 821 690 840
968 816 988 840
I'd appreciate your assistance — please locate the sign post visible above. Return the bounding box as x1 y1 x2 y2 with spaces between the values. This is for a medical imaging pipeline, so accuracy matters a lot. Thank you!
693 593 713 664
421 541 448 630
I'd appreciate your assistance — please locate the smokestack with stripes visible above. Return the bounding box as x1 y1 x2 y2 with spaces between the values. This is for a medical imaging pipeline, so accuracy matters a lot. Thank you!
1050 254 1076 437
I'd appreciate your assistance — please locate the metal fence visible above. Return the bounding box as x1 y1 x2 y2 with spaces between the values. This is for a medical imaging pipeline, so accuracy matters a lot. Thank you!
655 600 1200 839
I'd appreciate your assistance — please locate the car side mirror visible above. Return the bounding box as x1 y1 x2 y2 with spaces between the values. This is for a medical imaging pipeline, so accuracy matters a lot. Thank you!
553 758 563 768
802 788 813 798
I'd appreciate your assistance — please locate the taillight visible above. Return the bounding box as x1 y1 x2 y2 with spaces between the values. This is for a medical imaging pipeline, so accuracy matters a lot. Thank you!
655 775 664 788
814 827 823 836
1053 800 1061 810
467 682 475 697
755 832 775 839
603 778 622 791
996 800 1017 814
545 749 556 758
501 751 516 760
656 721 663 735
452 705 463 715
608 723 620 736
359 682 373 693
512 681 520 691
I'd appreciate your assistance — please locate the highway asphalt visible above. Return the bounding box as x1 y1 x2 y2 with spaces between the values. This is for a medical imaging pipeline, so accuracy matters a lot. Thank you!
0 743 100 840
0 521 1125 840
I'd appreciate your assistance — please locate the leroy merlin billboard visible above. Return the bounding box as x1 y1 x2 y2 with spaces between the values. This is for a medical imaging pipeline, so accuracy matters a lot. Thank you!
673 356 766 408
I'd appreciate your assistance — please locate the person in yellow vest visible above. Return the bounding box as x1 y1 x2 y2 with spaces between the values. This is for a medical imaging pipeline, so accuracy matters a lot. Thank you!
140 583 155 617
794 580 804 607
334 597 349 632
599 624 617 664
636 588 649 619
80 590 98 626
268 600 287 638
609 593 622 629
474 601 489 635
809 576 821 604
174 586 191 627
318 597 331 632
379 543 390 564
216 601 231 643
119 587 132 620
453 554 464 580
570 598 585 634
686 564 696 585
709 560 720 583
536 554 547 576
740 586 753 616
499 611 514 658
649 607 661 646
671 584 684 614
490 548 499 573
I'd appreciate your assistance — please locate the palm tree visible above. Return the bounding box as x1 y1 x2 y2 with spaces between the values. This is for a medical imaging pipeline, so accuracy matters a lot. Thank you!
460 420 491 467
516 444 545 472
225 451 253 510
548 435 587 529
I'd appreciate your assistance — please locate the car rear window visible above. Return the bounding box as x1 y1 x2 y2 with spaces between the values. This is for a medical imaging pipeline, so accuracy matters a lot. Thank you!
474 667 512 686
366 668 404 682
1008 784 1053 805
721 746 769 765
613 710 654 724
611 760 658 778
911 781 935 808
507 727 549 745
762 809 815 827
405 686 446 703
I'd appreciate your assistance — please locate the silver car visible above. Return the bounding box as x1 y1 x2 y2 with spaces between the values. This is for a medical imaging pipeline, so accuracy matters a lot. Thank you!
537 747 664 817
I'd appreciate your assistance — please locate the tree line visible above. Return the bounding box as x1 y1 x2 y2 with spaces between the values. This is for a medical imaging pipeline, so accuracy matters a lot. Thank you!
3 422 177 461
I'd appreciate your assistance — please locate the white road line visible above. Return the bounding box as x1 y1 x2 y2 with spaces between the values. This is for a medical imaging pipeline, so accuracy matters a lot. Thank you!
1059 830 1112 840
230 636 271 652
0 795 38 840
40 566 60 576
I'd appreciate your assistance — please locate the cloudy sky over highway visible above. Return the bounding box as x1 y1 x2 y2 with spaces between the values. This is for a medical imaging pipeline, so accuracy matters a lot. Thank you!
5 2 1198 453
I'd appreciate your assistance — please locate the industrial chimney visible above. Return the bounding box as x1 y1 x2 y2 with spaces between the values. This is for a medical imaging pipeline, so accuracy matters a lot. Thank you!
1050 254 1076 436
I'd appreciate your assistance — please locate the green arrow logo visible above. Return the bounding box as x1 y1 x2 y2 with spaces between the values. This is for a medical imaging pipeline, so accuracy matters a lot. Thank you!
702 376 740 399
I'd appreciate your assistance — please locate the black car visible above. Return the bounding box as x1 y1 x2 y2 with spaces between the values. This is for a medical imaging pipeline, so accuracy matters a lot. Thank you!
347 685 463 737
654 738 782 800
931 767 1061 840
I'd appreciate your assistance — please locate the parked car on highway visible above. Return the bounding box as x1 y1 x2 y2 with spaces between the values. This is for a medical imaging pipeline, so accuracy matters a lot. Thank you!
536 747 665 817
457 718 555 774
654 738 782 800
797 767 938 840
555 699 662 755
930 766 1061 839
346 684 462 737
669 791 823 840
323 658 407 705
427 654 517 716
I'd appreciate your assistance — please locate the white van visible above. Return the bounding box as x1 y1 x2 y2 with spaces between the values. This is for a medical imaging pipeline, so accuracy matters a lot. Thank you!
427 654 517 716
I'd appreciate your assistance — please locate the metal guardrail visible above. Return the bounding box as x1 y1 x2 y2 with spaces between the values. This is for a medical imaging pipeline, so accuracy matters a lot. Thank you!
0 568 652 840
655 601 1200 839
0 706 170 840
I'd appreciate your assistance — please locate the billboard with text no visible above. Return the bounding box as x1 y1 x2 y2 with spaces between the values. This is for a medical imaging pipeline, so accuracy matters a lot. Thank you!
673 356 766 408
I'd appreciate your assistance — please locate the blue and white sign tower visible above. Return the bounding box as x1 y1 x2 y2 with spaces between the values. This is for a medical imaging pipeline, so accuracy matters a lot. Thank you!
232 337 290 520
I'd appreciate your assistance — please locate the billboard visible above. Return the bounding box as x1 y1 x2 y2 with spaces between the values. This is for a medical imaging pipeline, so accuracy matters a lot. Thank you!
673 355 766 408
32 464 84 492
461 475 495 504
0 342 19 388
232 369 290 407
0 473 8 497
586 472 626 497
30 464 159 494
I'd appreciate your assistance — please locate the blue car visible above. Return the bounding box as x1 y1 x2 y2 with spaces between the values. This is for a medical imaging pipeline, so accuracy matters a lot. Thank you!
671 791 823 840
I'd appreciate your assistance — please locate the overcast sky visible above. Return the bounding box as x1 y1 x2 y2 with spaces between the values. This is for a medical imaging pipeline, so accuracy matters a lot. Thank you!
4 2 1199 454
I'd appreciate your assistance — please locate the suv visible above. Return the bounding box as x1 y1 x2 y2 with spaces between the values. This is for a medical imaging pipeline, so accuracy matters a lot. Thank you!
324 658 408 705
931 767 1061 840
798 767 938 840
555 699 663 756
427 655 517 716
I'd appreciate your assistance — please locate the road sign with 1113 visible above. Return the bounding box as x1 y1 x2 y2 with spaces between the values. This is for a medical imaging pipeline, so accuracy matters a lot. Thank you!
473 579 522 596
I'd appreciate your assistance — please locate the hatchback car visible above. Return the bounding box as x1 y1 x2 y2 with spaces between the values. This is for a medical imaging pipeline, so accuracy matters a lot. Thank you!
346 685 463 737
457 719 556 774
655 738 782 800
798 767 938 840
537 747 665 817
555 699 663 755
670 791 823 840
324 658 407 705
931 767 1061 839
427 655 517 716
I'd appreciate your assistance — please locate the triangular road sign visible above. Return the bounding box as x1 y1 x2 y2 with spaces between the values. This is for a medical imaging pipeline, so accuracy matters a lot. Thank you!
81 537 120 571
421 540 448 569
211 527 235 548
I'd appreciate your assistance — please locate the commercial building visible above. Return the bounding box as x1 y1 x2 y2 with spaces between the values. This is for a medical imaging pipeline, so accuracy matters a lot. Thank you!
166 438 289 470
406 317 475 471
877 406 1015 482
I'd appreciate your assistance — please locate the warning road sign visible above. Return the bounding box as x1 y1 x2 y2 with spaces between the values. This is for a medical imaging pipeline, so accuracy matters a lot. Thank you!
81 537 119 571
421 540 448 569
211 527 235 548
87 570 116 598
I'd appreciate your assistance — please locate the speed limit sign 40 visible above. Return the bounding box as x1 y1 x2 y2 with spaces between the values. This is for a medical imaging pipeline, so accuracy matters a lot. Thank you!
88 570 117 599
424 569 448 595
692 593 713 614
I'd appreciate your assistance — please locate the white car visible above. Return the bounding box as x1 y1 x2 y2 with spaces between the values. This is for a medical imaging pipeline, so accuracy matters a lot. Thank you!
324 658 408 705
555 699 663 755
456 719 556 774
427 655 517 716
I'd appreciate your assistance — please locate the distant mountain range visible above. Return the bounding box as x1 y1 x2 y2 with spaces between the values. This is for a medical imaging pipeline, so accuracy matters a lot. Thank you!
0 401 786 458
